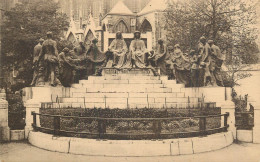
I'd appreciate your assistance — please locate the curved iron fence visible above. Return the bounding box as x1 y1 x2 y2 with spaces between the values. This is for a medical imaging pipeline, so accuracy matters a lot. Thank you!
31 112 229 140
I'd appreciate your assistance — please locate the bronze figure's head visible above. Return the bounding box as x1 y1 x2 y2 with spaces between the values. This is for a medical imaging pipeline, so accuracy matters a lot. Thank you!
134 31 141 39
92 38 98 44
174 44 180 49
39 38 44 44
208 40 214 46
158 39 163 45
116 31 122 39
199 36 206 44
46 31 53 39
62 47 70 53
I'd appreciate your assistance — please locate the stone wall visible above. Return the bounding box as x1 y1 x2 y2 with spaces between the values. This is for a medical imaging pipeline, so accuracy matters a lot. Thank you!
0 89 10 141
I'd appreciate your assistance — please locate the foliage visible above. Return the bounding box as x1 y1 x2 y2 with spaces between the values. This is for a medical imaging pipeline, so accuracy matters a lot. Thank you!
1 0 69 88
165 0 259 87
232 90 248 111
7 92 25 130
165 0 258 54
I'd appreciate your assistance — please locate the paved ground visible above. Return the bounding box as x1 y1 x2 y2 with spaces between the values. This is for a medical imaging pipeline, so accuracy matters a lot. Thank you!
0 141 260 162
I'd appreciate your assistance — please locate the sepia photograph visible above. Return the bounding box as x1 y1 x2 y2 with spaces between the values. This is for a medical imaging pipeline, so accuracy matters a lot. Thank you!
0 0 260 161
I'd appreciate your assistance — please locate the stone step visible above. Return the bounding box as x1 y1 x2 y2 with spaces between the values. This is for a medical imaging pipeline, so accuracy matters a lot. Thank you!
163 84 185 89
71 84 84 88
127 92 186 98
85 87 172 93
154 97 199 103
54 102 202 109
60 97 200 105
80 79 163 84
71 87 182 95
72 92 128 98
88 76 160 80
80 80 128 84
70 87 183 96
71 92 186 98
73 83 184 89
162 80 178 84
75 83 167 89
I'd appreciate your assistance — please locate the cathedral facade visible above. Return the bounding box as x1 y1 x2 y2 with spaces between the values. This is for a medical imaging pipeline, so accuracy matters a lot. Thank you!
62 0 168 51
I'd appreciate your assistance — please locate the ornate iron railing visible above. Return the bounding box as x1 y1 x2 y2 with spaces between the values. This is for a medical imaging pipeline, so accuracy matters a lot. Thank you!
31 112 229 140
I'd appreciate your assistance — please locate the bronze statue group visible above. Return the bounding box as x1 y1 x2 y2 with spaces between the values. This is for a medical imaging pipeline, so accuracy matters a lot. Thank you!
165 36 225 87
31 31 225 87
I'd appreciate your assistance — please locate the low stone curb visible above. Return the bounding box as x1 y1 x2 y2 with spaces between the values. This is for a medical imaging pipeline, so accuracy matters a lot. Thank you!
28 131 233 156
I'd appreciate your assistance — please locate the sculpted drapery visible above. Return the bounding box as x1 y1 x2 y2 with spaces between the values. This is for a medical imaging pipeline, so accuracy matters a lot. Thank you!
127 31 147 68
108 32 128 68
151 39 169 75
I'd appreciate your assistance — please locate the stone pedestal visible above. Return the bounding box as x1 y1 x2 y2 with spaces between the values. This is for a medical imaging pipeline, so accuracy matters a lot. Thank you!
221 101 236 140
249 101 260 144
31 87 63 102
243 96 260 143
0 91 10 141
102 68 155 76
24 100 41 139
181 87 232 107
24 86 64 138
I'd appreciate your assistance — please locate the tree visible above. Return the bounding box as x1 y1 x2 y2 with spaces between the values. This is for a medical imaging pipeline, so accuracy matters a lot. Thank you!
1 0 69 89
165 0 259 87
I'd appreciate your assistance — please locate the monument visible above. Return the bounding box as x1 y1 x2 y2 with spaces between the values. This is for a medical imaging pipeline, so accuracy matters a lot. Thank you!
23 29 240 157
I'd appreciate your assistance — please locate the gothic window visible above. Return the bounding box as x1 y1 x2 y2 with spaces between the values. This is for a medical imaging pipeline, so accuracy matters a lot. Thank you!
84 30 95 47
67 32 76 43
113 20 129 33
140 19 152 33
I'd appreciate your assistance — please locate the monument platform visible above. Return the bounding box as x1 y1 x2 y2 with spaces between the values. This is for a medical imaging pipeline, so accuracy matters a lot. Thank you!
21 68 235 109
49 68 212 109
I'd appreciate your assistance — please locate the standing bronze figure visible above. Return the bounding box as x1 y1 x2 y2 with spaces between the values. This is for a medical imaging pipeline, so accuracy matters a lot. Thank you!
40 31 61 86
30 38 44 86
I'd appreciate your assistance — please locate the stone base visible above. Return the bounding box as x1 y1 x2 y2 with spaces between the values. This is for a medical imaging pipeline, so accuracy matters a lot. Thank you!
23 86 65 103
181 87 232 107
10 130 25 141
102 68 156 76
253 128 260 144
246 102 260 144
237 130 253 143
0 126 10 141
28 131 233 156
25 126 32 139
0 98 9 142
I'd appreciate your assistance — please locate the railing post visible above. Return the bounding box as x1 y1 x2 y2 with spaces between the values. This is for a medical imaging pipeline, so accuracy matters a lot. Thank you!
31 111 36 129
53 115 61 136
224 112 229 131
98 119 106 139
221 100 236 140
199 117 206 136
153 120 162 138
